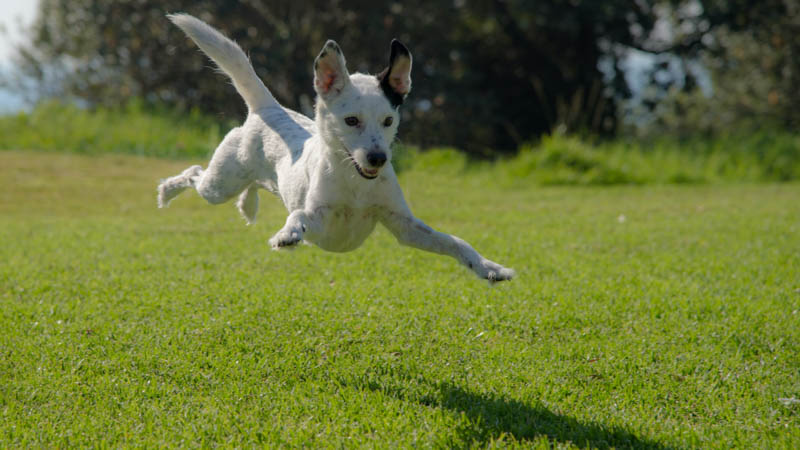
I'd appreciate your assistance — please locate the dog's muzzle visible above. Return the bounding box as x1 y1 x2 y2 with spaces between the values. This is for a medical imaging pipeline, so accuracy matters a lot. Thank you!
342 145 381 179
354 162 379 179
366 151 387 168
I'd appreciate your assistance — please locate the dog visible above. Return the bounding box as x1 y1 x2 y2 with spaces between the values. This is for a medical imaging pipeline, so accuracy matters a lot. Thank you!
157 14 515 282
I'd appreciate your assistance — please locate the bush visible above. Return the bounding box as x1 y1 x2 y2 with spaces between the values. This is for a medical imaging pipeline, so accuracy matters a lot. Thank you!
0 100 232 159
2 102 798 184
493 132 800 185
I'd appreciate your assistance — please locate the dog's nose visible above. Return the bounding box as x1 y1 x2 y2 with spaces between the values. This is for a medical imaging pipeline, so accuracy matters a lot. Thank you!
366 151 387 168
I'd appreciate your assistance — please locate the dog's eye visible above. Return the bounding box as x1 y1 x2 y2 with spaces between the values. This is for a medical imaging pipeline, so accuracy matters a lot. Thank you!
383 116 394 127
344 116 359 127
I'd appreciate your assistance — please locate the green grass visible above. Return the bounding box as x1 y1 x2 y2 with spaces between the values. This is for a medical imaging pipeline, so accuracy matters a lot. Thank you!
1 150 799 448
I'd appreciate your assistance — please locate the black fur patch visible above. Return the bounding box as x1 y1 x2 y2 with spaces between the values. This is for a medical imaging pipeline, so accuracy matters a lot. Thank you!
377 39 411 108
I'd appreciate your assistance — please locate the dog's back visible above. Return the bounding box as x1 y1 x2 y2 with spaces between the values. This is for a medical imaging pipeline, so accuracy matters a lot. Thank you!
164 14 320 214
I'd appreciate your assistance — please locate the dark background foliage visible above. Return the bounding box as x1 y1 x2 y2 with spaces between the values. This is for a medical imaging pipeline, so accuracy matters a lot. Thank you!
8 0 800 155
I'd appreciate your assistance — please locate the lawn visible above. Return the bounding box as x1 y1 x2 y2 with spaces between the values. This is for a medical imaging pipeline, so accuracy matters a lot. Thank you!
1 150 798 448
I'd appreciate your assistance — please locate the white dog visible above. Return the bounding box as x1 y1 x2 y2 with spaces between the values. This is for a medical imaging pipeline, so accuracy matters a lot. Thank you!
157 14 514 282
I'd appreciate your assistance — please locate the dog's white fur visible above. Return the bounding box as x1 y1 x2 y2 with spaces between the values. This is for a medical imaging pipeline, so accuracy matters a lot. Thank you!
158 14 514 282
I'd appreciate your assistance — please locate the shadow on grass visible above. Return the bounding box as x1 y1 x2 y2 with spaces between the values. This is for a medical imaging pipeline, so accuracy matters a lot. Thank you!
343 371 674 449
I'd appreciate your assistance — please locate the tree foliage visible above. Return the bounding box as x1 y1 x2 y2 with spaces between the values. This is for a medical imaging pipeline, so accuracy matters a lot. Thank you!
9 0 799 154
646 0 800 134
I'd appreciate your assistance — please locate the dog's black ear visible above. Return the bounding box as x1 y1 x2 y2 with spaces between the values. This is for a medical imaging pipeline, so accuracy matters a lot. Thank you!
314 40 351 100
377 39 412 107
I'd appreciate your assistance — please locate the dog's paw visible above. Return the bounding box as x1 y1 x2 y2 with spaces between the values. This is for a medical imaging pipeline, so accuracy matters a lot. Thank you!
269 228 303 250
476 259 515 283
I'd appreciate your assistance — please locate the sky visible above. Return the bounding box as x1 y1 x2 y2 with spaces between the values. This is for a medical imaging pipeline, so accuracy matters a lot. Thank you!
0 0 38 60
0 0 39 112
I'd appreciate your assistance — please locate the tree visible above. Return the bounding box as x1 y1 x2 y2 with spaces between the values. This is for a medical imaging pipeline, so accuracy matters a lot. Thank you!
13 0 792 154
625 0 800 135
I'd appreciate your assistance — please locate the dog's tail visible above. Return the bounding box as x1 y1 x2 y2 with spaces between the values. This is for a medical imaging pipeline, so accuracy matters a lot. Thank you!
168 13 277 112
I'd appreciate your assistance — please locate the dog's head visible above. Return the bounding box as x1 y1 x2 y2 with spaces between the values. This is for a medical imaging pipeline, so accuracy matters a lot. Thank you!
313 39 412 179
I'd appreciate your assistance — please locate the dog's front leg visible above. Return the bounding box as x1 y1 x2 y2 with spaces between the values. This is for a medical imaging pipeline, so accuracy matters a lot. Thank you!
381 211 515 282
269 207 326 249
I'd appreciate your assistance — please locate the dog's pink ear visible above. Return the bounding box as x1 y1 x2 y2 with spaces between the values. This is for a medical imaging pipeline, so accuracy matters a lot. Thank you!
377 39 412 108
314 40 350 100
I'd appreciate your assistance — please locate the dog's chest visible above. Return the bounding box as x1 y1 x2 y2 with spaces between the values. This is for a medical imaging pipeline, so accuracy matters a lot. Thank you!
310 205 379 252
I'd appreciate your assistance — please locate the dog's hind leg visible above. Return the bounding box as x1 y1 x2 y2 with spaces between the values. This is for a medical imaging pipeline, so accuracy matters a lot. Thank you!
192 128 255 205
237 184 259 224
158 127 255 208
157 165 203 208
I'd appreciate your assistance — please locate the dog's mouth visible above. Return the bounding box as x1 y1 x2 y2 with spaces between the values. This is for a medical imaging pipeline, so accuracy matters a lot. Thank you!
342 146 379 179
354 163 379 179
